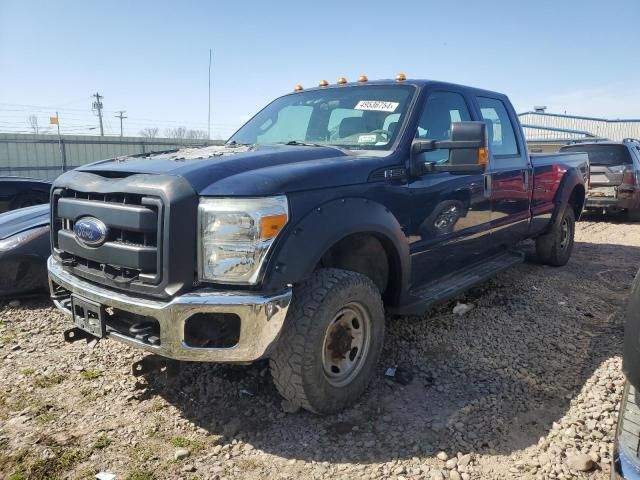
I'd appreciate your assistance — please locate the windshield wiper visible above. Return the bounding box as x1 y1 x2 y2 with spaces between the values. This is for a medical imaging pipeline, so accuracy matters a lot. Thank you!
278 140 325 147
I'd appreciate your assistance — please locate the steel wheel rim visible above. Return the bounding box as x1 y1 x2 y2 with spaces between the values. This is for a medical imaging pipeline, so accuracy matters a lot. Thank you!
435 205 459 229
321 302 372 387
560 217 571 249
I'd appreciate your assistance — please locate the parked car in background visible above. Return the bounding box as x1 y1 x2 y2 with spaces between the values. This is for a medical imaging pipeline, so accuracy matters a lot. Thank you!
48 77 587 414
0 176 51 214
0 204 50 296
561 139 640 217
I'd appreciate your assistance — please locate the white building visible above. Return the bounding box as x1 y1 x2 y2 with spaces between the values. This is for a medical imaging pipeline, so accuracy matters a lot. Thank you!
518 109 640 153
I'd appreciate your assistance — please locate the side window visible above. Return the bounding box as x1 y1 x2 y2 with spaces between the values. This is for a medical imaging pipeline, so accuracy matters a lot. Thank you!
416 91 471 163
477 97 519 156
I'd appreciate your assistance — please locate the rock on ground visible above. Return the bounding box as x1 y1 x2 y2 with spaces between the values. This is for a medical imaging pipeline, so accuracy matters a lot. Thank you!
0 213 636 479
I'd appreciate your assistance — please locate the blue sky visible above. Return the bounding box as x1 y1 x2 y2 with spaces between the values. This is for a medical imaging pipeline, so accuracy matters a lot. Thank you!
1 0 639 138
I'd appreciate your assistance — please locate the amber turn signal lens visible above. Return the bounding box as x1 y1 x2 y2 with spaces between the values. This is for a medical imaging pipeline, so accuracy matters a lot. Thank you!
294 84 303 92
395 73 406 81
358 75 368 82
337 76 347 84
478 147 489 166
319 79 329 87
260 214 288 239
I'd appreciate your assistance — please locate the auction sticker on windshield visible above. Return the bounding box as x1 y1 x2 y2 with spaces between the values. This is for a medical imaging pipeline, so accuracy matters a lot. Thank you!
354 101 399 112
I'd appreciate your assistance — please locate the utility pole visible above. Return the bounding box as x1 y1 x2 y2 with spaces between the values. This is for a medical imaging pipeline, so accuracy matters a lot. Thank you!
115 110 127 137
208 48 212 142
92 92 104 136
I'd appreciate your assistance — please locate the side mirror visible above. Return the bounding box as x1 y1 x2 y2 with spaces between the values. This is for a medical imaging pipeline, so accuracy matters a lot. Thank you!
410 121 489 176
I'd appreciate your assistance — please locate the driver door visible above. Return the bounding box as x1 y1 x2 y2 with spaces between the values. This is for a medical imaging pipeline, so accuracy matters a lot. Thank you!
407 90 493 286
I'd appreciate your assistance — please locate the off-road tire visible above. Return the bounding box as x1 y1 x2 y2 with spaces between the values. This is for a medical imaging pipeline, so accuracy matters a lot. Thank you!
626 209 640 222
269 268 385 415
536 206 575 266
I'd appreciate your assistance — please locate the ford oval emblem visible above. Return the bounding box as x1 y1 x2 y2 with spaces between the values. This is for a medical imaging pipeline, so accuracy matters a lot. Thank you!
73 217 108 247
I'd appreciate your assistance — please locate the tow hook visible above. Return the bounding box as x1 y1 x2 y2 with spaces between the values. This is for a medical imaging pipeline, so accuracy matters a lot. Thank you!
63 327 95 344
131 354 181 378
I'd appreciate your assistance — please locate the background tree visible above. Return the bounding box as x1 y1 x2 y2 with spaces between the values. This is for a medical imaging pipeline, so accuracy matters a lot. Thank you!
164 127 187 140
27 115 39 134
186 129 207 140
139 127 159 138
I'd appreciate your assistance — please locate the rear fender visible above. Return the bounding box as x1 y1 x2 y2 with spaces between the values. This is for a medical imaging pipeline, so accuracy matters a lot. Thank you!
550 167 585 228
264 197 410 304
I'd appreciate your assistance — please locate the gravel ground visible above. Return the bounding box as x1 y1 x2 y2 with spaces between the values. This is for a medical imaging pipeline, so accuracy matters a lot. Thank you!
1 213 638 480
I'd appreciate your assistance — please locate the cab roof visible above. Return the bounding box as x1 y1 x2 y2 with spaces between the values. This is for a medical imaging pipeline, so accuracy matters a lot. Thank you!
291 78 508 100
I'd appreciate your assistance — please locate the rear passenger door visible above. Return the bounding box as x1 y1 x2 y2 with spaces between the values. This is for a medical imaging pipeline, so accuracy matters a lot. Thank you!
476 96 531 246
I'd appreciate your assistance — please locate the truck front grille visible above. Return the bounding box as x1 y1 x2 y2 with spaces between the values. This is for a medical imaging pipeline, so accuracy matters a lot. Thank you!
52 189 164 287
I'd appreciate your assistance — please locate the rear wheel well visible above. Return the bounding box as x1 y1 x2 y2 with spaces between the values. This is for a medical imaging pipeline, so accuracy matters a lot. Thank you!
316 233 400 305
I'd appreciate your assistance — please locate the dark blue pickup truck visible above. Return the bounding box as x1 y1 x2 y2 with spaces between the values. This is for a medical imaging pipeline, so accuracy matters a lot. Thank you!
48 76 588 414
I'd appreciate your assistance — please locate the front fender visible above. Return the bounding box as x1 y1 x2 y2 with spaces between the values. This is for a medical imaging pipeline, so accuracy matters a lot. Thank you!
263 197 410 304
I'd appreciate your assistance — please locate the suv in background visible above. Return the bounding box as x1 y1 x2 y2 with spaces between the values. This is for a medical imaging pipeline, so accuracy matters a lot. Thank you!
561 139 640 217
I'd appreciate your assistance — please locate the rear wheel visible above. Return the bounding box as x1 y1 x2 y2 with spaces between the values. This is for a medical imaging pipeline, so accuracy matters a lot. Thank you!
626 209 640 222
536 206 575 266
269 268 385 415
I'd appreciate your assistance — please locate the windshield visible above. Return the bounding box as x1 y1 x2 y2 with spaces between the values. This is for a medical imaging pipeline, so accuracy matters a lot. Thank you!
561 144 632 166
229 85 415 151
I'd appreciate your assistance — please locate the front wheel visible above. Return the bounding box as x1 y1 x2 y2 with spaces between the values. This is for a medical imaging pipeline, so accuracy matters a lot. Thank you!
536 206 575 266
269 268 385 415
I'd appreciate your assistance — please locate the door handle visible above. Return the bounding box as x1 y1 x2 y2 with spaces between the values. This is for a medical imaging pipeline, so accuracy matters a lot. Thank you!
522 170 529 191
484 174 491 194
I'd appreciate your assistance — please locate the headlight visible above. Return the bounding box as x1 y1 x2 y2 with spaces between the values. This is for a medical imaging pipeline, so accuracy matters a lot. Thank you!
0 226 50 252
197 196 288 284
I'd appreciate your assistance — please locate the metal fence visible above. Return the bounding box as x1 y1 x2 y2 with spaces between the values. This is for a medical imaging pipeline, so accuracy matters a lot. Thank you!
0 133 224 180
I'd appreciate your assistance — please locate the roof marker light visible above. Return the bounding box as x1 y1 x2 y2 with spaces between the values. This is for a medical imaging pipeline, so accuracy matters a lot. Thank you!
395 73 407 81
337 76 347 85
319 79 329 87
294 84 303 92
358 75 368 82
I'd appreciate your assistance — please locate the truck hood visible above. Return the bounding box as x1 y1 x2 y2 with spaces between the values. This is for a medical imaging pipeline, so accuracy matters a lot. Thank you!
77 144 389 196
0 203 49 240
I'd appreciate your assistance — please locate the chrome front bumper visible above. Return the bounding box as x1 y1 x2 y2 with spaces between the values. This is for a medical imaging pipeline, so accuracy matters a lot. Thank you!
47 256 291 362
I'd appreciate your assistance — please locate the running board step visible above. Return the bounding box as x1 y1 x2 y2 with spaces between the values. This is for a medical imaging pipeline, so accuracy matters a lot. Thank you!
393 249 524 316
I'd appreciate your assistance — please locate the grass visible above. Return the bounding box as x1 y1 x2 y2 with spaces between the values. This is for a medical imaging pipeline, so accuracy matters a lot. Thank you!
33 373 66 388
93 435 112 450
150 399 164 412
20 368 35 377
0 328 16 344
79 386 100 403
170 436 203 450
80 369 101 380
26 447 84 480
125 468 156 480
128 445 155 463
